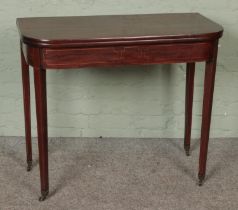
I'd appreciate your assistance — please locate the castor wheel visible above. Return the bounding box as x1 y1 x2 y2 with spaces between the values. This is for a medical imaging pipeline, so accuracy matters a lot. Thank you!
39 190 49 201
198 174 205 186
184 145 190 156
27 160 32 171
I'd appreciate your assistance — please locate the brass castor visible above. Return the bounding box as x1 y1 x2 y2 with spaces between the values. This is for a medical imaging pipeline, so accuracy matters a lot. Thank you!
39 190 49 201
184 145 190 156
27 160 32 172
198 174 205 186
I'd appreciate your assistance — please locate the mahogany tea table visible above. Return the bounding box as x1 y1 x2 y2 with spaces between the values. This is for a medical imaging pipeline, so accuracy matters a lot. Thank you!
16 13 223 201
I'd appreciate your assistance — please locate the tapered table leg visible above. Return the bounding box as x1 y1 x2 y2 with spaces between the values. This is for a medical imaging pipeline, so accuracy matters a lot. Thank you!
198 43 218 186
184 63 195 156
21 44 32 171
34 67 49 201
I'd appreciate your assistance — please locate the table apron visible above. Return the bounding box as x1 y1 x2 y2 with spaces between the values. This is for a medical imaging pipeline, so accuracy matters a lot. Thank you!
28 42 213 69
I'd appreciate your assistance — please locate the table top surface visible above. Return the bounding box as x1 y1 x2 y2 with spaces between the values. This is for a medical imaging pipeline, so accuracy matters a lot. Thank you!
17 13 223 48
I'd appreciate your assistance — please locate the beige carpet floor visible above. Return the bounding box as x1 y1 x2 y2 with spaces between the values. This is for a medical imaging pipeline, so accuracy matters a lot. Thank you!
0 137 237 210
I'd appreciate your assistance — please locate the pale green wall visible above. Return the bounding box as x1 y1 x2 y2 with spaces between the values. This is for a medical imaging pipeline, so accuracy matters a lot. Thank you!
0 0 237 138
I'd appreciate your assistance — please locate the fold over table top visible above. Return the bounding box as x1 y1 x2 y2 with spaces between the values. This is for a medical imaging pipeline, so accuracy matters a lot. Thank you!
17 13 223 48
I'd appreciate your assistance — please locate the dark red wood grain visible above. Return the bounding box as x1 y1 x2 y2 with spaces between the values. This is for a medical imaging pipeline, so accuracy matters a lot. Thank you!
16 13 223 48
17 13 223 200
42 42 212 69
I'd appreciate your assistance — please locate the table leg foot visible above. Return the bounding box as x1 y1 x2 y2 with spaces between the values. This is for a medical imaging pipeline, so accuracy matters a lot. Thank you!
198 174 205 186
27 160 33 172
39 190 49 201
184 145 190 156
